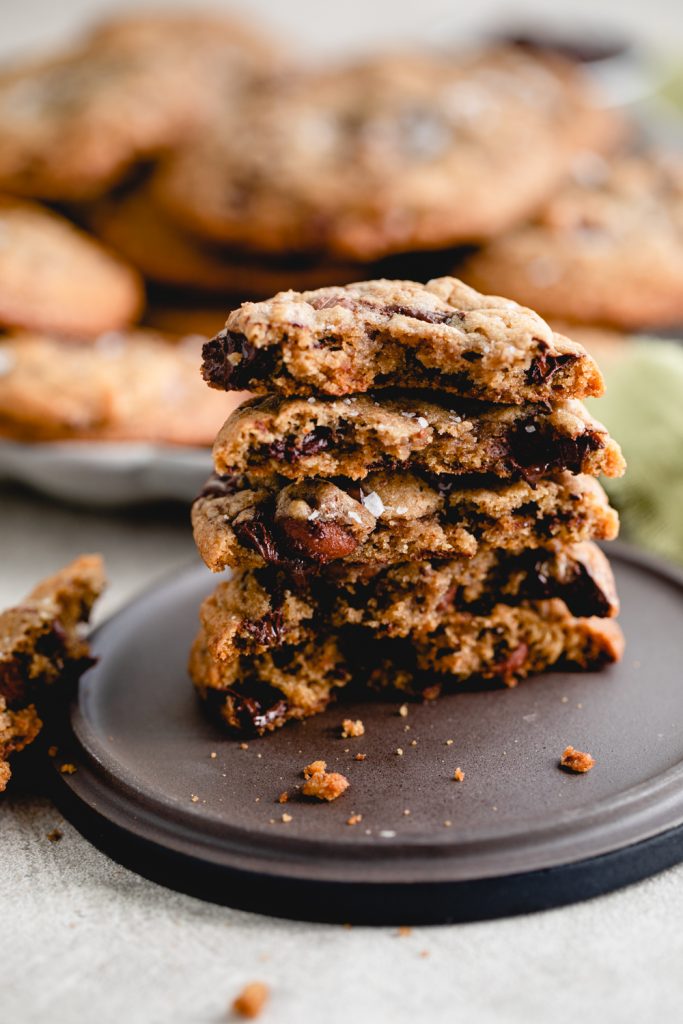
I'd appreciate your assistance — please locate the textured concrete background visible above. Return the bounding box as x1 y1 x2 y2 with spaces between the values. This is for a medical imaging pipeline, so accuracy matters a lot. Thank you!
2 2 683 1021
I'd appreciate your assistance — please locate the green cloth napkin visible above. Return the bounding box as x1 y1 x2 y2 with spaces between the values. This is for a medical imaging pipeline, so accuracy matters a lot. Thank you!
587 338 683 565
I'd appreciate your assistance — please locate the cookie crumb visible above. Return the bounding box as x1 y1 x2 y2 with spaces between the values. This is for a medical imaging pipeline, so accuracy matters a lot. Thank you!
395 747 404 756
409 739 418 747
59 763 77 775
353 753 366 762
403 808 411 816
47 745 58 757
239 742 249 750
302 760 349 801
443 820 452 828
398 704 409 718
560 745 595 773
397 926 412 937
347 813 362 826
341 718 365 738
560 696 569 704
210 751 217 759
453 768 465 782
281 813 292 823
46 828 63 842
445 739 454 746
190 794 199 803
419 950 430 958
277 791 288 804
232 981 269 1019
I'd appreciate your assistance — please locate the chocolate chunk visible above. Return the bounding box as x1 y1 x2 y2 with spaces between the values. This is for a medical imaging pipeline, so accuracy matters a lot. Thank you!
233 512 282 564
506 419 603 481
380 304 454 324
555 561 614 618
526 340 578 386
278 518 359 563
242 610 286 648
196 473 242 501
264 426 337 465
212 685 289 734
202 329 275 390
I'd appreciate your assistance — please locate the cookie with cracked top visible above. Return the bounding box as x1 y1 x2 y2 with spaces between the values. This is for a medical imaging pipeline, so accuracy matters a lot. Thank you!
199 542 619 662
463 153 683 329
155 46 622 261
0 196 142 337
202 277 604 403
189 601 624 735
0 330 245 446
0 555 105 790
192 469 618 573
212 392 625 483
0 11 277 201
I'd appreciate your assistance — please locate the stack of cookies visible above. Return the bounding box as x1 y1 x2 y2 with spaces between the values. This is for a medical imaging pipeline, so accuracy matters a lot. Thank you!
190 277 625 734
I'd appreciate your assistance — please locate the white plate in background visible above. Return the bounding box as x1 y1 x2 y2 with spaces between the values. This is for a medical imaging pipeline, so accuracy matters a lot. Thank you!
0 440 212 506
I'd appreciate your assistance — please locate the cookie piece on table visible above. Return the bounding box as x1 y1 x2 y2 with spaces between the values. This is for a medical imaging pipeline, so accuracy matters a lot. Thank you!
91 186 361 298
155 46 622 260
463 153 683 329
0 555 105 789
0 11 277 200
198 542 620 661
0 196 142 337
192 470 618 572
212 393 624 483
0 330 246 446
202 277 604 402
189 602 623 735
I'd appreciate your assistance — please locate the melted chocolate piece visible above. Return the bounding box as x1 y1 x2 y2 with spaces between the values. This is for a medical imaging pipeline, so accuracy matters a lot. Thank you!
210 684 289 734
202 329 276 390
264 426 338 465
522 555 613 618
242 610 286 648
195 473 243 501
505 419 603 482
233 512 282 564
526 340 578 386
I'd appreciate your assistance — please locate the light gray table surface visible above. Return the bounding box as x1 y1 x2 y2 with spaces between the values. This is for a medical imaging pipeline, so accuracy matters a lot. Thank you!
3 1 683 1020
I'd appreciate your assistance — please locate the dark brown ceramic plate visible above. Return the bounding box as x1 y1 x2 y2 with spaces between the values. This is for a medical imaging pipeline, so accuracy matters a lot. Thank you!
47 543 683 924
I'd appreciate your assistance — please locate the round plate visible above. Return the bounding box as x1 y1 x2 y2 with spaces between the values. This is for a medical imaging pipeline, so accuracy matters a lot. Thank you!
48 544 683 924
0 440 211 506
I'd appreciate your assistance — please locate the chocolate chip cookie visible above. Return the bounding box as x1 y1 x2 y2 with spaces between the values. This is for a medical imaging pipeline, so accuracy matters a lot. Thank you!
0 11 277 200
0 555 105 789
156 46 621 260
0 196 143 337
0 330 245 445
202 277 604 402
90 185 364 298
192 470 618 573
463 153 683 329
189 601 624 735
199 542 619 662
212 392 624 483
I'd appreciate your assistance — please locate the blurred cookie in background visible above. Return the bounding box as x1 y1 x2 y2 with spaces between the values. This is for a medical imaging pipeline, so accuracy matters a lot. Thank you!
0 195 142 336
0 10 280 201
90 185 362 298
463 152 683 329
153 46 625 263
0 330 245 446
